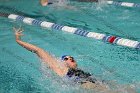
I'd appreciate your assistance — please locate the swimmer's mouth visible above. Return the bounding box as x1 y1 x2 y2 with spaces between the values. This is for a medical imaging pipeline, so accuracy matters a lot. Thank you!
71 60 75 62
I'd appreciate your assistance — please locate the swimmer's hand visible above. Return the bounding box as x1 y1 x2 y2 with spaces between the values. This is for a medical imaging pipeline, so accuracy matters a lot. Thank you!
13 27 24 40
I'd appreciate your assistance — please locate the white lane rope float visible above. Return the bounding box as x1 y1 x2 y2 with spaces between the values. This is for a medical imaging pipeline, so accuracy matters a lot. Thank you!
1 13 140 49
107 1 140 8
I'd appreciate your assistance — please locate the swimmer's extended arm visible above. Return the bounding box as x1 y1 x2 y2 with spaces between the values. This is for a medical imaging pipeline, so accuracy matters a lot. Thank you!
14 27 68 77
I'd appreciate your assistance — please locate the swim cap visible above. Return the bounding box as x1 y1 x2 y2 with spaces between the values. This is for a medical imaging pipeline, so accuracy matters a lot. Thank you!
61 55 68 61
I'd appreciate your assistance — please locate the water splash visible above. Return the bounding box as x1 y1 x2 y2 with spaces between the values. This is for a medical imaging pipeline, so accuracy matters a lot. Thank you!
96 0 108 10
98 0 108 5
56 0 69 6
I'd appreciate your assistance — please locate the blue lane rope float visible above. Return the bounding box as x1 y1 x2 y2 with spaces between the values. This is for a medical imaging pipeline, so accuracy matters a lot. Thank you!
3 13 140 49
107 1 140 8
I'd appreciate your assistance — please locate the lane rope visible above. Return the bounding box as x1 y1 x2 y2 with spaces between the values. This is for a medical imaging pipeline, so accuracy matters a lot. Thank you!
0 12 139 49
107 1 140 8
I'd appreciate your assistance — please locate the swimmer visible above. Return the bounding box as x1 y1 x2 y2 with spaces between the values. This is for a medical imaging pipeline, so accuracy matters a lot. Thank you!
13 27 136 93
40 0 53 6
13 27 108 91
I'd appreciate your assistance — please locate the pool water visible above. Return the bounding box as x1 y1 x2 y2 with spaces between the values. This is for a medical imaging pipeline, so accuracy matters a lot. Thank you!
0 0 140 93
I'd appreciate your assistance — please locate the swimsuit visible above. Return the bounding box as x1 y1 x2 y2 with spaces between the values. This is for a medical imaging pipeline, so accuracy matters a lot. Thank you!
66 68 97 84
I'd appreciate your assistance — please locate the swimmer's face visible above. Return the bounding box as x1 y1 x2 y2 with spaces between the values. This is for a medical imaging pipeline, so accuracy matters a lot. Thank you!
63 56 77 68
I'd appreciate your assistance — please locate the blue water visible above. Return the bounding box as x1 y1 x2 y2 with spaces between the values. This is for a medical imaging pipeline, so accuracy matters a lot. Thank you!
0 0 140 93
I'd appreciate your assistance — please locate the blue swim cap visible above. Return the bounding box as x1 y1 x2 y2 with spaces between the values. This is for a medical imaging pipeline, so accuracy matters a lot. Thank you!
61 55 68 61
